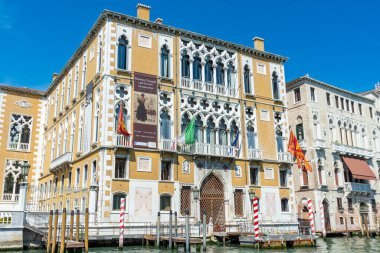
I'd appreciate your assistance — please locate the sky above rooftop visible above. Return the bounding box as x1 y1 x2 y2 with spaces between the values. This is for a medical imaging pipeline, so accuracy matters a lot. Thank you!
0 0 379 92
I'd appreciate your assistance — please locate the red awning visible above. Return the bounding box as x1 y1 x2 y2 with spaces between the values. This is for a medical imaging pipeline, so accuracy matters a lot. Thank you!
342 156 377 180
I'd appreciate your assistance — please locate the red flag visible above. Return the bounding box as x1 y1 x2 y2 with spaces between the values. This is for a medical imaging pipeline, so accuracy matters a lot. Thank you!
288 130 312 172
117 102 131 136
287 130 296 156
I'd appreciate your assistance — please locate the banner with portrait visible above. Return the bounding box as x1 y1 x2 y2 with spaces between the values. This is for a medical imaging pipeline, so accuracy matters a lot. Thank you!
133 72 157 149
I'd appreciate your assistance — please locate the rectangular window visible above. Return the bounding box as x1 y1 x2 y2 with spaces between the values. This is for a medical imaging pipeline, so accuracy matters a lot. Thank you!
310 87 315 101
346 99 350 112
234 190 244 217
335 96 339 108
340 97 344 110
296 123 304 140
347 198 353 211
83 165 88 185
160 160 172 181
61 175 64 193
350 217 354 224
359 103 362 115
294 88 301 103
112 194 126 211
76 168 80 187
115 158 126 179
280 170 287 187
337 197 343 210
250 167 259 185
68 172 72 188
351 101 355 113
180 186 191 215
370 107 373 118
281 199 289 212
326 92 331 106
340 217 344 225
92 161 97 184
160 195 171 211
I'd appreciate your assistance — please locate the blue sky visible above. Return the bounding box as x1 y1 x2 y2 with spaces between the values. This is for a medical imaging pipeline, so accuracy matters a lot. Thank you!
1 0 379 92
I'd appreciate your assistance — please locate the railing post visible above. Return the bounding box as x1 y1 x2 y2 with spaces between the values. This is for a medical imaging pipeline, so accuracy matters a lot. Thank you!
156 212 160 248
175 211 178 237
169 210 173 249
47 210 53 253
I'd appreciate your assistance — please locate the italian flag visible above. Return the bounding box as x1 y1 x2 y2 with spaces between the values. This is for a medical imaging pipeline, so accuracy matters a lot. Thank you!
177 117 196 144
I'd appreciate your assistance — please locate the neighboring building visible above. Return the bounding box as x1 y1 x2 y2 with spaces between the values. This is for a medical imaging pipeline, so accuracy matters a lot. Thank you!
0 85 45 211
0 4 298 231
287 75 379 234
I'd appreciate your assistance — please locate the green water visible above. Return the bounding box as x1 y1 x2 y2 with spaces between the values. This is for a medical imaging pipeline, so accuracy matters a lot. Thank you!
22 237 380 253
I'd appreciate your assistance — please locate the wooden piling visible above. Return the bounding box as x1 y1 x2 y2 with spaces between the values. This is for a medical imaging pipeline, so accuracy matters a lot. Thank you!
51 209 59 253
156 212 160 248
345 216 349 238
47 210 53 253
85 208 89 253
174 211 178 237
169 210 173 249
365 215 369 238
202 212 206 251
185 210 190 252
70 210 74 241
59 208 67 253
76 209 80 242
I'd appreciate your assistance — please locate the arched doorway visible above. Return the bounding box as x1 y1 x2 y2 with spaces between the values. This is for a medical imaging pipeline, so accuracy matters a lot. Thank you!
322 199 331 231
200 173 225 232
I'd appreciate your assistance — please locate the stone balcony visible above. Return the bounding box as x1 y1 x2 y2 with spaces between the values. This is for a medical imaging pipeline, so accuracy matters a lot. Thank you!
181 142 237 158
332 143 373 158
8 142 30 152
50 152 73 172
314 139 326 149
345 182 372 194
159 138 177 152
113 134 132 148
247 149 262 160
277 152 292 163
181 78 237 97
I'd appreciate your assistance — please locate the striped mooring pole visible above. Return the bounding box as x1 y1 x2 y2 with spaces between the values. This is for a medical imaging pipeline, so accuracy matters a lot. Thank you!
307 199 315 236
320 201 326 237
119 198 125 249
253 197 260 240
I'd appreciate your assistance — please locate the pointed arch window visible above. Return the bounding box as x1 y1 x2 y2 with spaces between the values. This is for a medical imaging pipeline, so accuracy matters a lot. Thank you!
204 56 213 83
206 117 216 145
193 54 202 80
160 110 171 139
272 71 280 100
117 35 128 70
181 113 191 134
230 121 238 145
9 114 33 151
219 119 228 146
216 60 224 85
181 51 190 78
195 115 204 143
276 126 284 152
94 103 100 143
2 160 24 201
296 116 304 140
247 124 256 149
244 65 251 94
227 62 235 88
160 45 170 77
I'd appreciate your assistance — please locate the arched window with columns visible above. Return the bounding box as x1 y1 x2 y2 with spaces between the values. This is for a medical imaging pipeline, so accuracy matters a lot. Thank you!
160 45 170 77
206 117 216 145
181 51 190 78
204 56 213 83
160 109 171 140
219 118 228 146
243 64 251 94
195 115 204 143
216 60 224 85
227 62 235 88
247 123 257 149
117 35 128 70
272 71 280 100
193 53 202 80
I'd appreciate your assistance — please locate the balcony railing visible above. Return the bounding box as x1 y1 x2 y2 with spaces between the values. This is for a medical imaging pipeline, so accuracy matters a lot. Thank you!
277 152 292 163
314 139 326 149
332 143 373 158
50 152 73 171
2 193 19 202
298 139 307 149
247 149 262 160
8 142 30 152
181 142 237 158
180 78 237 97
113 134 132 148
159 139 177 152
345 182 372 194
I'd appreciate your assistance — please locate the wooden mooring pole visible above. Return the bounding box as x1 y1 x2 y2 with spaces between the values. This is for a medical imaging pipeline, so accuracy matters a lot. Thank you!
76 209 80 242
156 212 160 248
365 215 369 238
174 211 178 237
345 216 349 238
85 208 89 253
70 210 74 241
185 210 190 252
202 211 206 251
169 210 173 249
59 208 67 253
51 209 59 253
47 210 53 253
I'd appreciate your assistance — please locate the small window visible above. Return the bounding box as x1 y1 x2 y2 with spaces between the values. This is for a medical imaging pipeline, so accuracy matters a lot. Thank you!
115 158 126 179
350 217 354 224
280 170 287 187
243 65 251 94
348 198 353 211
160 195 171 211
160 160 171 181
351 101 355 113
294 88 301 103
335 96 339 108
337 197 343 210
234 190 244 217
310 87 315 101
340 97 344 110
281 198 289 212
250 167 259 185
370 107 373 118
346 99 350 112
76 168 80 187
340 217 344 225
112 193 126 210
83 164 88 185
359 103 362 115
326 92 331 106
117 35 128 70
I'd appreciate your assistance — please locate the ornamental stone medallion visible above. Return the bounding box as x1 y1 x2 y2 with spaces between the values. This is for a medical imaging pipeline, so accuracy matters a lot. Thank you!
15 100 32 108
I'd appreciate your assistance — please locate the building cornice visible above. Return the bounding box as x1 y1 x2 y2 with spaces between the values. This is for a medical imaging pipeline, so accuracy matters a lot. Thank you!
0 84 44 97
286 75 375 104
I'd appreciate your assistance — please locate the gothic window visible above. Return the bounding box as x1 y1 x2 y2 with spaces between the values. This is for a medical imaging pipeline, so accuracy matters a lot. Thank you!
230 120 238 145
206 117 216 145
296 116 304 140
272 71 280 100
9 114 33 151
195 115 204 143
94 103 100 143
160 45 170 78
204 56 213 83
216 60 224 85
281 198 289 212
318 159 324 185
117 35 128 70
276 126 284 152
181 113 191 134
160 109 171 140
244 64 251 94
67 74 71 104
193 54 202 80
112 193 126 210
219 118 228 146
114 102 128 131
181 51 190 78
227 62 235 88
2 160 24 201
82 55 87 90
247 124 256 149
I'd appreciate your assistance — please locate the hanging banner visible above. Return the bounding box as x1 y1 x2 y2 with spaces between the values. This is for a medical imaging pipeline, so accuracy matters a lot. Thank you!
133 72 157 149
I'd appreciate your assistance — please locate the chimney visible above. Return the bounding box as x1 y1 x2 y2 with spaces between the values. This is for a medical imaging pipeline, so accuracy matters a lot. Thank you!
136 3 151 21
253 37 265 51
52 73 59 81
155 18 163 24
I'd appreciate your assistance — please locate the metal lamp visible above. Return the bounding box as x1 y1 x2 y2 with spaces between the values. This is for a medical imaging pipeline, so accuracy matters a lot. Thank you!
21 161 30 181
192 186 200 200
248 189 256 202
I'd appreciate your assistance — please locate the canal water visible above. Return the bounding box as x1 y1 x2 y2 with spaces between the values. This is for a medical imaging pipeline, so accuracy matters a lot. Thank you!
22 237 380 253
